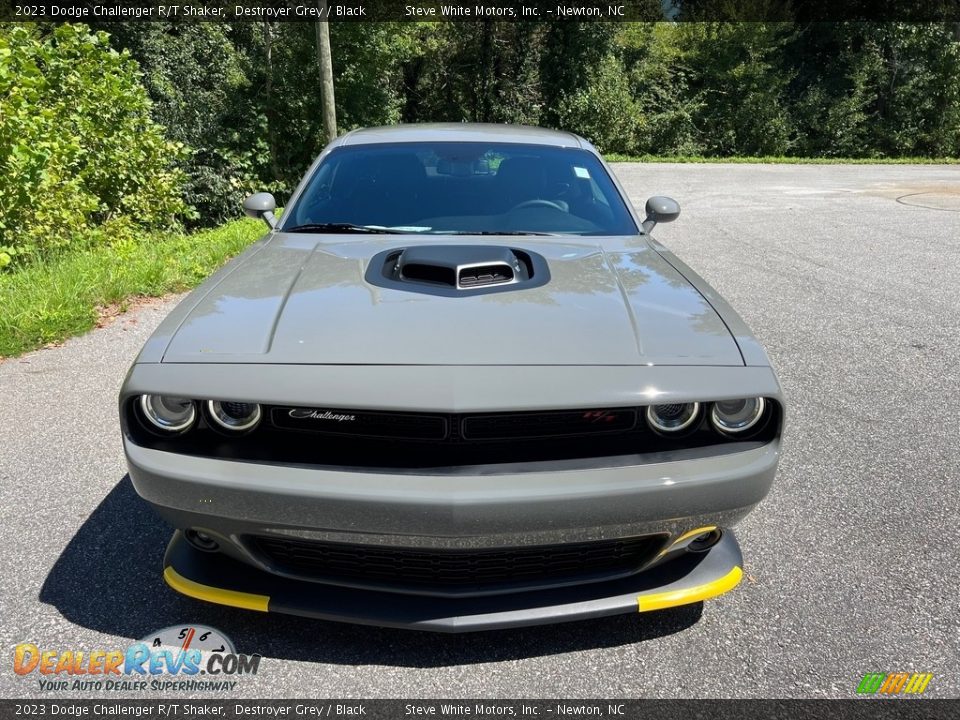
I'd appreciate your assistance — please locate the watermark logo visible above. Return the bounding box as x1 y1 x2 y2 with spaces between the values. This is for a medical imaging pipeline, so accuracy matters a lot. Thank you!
13 625 260 693
857 672 933 695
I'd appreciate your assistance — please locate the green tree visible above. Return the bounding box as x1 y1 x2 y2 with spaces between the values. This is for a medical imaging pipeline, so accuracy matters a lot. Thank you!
98 22 260 224
407 22 546 125
539 23 618 127
677 22 794 156
786 23 960 158
556 53 642 153
618 23 703 155
0 23 188 269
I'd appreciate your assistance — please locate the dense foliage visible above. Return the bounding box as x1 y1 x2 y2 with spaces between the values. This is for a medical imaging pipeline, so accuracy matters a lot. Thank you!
0 24 189 269
3 20 959 259
93 20 957 229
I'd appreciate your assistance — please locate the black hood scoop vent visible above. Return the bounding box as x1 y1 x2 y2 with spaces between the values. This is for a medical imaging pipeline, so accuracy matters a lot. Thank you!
366 245 550 297
398 246 525 289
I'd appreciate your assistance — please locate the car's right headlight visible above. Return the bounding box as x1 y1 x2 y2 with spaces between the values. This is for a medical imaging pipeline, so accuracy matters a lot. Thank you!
645 402 701 433
139 395 196 433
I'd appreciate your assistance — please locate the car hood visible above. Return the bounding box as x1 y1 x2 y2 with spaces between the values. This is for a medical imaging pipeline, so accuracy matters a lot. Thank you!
160 235 743 366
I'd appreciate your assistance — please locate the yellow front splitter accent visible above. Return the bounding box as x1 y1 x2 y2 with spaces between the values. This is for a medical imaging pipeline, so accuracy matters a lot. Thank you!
163 566 270 612
637 565 742 612
163 562 740 617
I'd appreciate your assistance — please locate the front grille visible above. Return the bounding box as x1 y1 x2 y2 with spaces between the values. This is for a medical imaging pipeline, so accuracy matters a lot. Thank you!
126 400 779 470
250 406 654 467
463 408 636 439
271 406 637 442
271 407 447 440
253 535 665 592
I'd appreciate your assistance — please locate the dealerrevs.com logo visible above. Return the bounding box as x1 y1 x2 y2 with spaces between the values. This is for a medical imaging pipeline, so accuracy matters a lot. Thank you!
14 625 260 692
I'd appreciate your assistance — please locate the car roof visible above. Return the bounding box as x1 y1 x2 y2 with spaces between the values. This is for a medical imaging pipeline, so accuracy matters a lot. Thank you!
332 123 587 149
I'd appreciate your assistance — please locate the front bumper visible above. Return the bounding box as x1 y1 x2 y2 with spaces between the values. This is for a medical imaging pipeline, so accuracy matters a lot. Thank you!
163 528 745 632
126 438 777 629
126 439 779 548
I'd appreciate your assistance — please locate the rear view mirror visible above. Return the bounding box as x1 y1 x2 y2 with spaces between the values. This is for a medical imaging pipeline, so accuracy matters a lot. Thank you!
243 192 277 229
642 196 680 233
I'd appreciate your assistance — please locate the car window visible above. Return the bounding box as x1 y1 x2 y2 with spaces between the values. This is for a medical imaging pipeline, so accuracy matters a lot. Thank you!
284 142 638 236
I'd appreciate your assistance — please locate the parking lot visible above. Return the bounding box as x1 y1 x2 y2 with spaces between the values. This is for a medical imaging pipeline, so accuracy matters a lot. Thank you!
1 163 957 698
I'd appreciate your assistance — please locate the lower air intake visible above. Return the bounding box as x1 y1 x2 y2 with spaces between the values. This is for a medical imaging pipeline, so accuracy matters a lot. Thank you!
253 535 666 594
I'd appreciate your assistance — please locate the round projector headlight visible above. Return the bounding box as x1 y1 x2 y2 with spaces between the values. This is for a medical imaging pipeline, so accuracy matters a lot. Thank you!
645 402 700 433
207 400 262 432
711 397 766 434
139 395 196 433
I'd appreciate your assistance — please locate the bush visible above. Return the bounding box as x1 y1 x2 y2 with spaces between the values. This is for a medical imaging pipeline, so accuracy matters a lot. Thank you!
556 53 642 154
96 22 257 226
0 24 190 269
618 23 703 156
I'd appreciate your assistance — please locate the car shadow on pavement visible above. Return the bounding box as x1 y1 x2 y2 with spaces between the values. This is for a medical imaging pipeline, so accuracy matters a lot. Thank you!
41 476 703 667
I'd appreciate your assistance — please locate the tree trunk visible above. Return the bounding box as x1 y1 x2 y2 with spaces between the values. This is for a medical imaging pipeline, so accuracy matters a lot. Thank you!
316 2 337 144
264 22 280 183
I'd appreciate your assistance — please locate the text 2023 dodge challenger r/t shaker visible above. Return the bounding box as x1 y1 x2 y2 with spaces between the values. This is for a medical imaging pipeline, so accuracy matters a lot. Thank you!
120 124 784 631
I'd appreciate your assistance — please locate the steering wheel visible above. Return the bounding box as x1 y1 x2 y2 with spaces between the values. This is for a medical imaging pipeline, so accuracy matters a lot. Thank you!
509 199 567 212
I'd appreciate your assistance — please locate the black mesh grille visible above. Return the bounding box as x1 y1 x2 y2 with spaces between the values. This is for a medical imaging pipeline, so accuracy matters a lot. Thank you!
271 407 447 440
463 409 636 439
253 535 665 591
272 406 636 441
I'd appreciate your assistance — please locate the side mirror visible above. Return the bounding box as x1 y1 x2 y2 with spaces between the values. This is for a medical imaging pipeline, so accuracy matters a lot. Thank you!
642 196 680 233
243 192 277 229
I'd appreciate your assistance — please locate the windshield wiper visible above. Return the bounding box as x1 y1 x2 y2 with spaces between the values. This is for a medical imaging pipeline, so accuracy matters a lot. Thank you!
445 230 558 236
283 223 399 234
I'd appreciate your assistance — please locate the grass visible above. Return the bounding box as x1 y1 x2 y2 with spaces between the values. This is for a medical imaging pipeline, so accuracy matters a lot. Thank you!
605 154 960 164
0 217 265 358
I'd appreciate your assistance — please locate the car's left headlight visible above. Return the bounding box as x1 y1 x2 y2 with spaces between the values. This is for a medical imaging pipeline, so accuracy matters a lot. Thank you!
710 397 766 434
207 400 262 433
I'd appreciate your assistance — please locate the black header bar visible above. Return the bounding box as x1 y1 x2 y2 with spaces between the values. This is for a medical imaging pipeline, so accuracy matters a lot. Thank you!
5 0 960 23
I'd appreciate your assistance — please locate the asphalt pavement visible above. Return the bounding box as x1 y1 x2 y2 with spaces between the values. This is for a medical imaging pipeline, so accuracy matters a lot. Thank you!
1 163 958 699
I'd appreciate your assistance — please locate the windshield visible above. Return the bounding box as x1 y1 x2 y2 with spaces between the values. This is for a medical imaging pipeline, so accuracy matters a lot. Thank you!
282 142 638 236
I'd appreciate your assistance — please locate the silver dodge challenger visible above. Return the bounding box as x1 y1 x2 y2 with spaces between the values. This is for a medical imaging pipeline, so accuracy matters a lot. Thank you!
120 123 784 631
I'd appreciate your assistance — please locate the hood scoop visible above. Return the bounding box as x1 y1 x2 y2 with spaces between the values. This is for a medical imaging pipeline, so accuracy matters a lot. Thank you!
399 246 525 288
366 245 550 297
